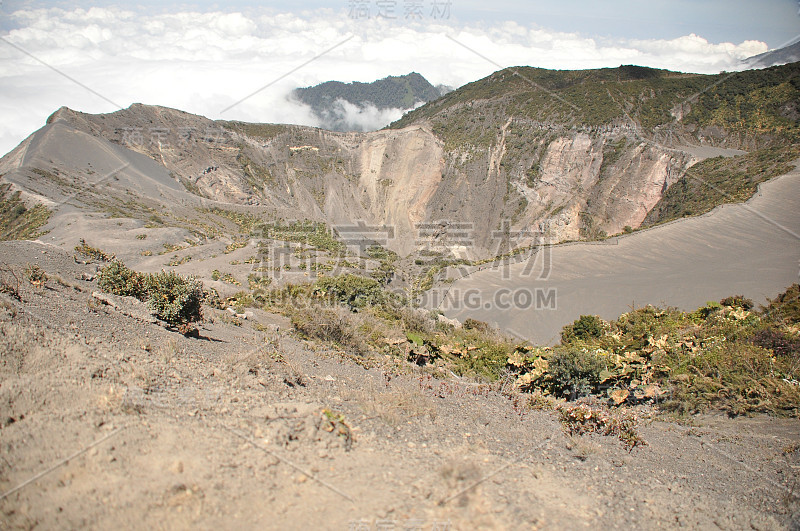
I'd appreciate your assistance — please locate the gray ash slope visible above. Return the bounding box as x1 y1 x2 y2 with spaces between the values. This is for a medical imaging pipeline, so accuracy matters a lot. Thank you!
0 239 798 529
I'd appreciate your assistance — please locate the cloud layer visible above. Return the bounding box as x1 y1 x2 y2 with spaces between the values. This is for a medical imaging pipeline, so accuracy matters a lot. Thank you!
0 6 768 156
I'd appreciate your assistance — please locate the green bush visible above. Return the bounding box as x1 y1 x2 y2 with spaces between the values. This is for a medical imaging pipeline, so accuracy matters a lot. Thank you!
548 347 604 399
448 331 514 380
365 244 397 261
561 315 604 343
74 238 114 262
692 301 722 320
763 284 800 324
98 261 204 329
144 271 204 327
97 261 147 299
313 274 386 309
661 343 800 417
614 306 685 346
720 295 754 310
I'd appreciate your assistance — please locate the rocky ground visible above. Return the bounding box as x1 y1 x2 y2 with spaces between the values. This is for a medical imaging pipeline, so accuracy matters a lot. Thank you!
1 240 799 530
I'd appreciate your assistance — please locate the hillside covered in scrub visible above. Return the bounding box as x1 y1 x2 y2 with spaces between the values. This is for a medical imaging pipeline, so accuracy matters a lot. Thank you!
81 228 799 424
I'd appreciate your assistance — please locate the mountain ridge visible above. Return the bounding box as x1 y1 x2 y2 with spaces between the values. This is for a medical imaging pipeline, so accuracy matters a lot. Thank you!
742 40 800 70
1 62 798 262
292 72 447 132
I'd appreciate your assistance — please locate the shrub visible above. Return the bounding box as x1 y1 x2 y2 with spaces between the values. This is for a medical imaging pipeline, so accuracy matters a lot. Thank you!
313 274 385 309
248 273 272 291
97 261 147 299
218 272 240 285
74 238 114 262
661 343 800 417
399 307 435 334
290 306 368 355
24 264 47 287
720 295 754 310
204 287 224 309
365 244 397 261
98 260 204 329
561 315 604 343
447 332 514 380
750 327 800 357
763 284 800 324
0 264 21 300
548 347 604 399
693 301 722 320
612 306 686 349
144 271 204 327
559 404 646 451
463 318 491 333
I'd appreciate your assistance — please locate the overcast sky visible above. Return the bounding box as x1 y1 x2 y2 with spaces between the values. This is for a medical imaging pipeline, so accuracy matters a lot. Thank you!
0 0 798 156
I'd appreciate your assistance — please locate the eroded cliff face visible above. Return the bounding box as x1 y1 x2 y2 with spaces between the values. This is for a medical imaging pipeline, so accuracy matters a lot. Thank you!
11 105 706 256
425 120 698 250
517 133 693 242
356 126 445 255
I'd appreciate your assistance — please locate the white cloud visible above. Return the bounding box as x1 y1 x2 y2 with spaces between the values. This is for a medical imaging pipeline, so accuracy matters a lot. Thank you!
0 6 769 156
311 98 411 132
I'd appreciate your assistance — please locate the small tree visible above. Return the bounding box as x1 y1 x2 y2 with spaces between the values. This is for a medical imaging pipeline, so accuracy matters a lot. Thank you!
548 347 604 400
561 314 604 343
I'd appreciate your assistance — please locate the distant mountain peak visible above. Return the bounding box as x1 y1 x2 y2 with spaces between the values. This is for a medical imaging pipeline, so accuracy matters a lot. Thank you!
742 41 800 69
292 72 449 132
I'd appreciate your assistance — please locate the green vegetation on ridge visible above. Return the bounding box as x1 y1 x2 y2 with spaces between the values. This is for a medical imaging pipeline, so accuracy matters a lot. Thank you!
643 144 800 226
295 72 442 116
390 63 800 141
508 289 800 417
232 259 800 419
0 183 50 241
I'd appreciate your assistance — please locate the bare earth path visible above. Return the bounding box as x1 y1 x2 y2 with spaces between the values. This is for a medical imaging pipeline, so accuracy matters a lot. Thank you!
0 241 798 529
445 166 800 344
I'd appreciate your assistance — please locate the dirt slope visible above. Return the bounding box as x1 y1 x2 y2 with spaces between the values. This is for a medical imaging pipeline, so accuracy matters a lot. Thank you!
0 241 798 529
